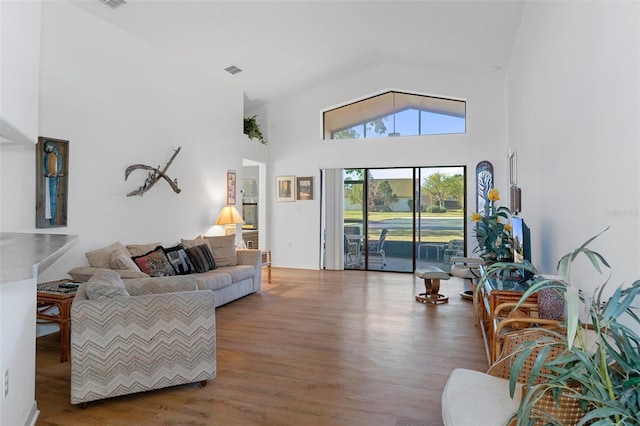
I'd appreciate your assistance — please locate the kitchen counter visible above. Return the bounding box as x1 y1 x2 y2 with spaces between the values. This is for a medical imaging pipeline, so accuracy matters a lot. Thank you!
0 232 78 284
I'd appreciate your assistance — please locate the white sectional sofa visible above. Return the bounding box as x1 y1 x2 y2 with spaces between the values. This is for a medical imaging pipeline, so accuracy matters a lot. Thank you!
68 235 262 308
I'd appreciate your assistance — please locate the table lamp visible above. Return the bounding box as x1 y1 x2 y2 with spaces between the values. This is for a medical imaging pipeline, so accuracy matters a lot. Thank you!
215 205 244 236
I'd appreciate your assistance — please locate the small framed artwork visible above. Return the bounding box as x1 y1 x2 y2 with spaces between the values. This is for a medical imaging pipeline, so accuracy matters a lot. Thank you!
297 176 314 200
36 137 69 228
275 175 295 202
226 170 236 205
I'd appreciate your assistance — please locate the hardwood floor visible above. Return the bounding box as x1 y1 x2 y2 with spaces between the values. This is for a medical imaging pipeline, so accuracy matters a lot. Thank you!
35 268 487 426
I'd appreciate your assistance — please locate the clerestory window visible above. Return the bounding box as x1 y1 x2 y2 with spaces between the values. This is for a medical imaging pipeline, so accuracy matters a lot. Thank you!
323 91 465 140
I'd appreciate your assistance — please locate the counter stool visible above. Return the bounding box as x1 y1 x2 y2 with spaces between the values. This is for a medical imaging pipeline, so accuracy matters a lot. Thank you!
415 267 450 304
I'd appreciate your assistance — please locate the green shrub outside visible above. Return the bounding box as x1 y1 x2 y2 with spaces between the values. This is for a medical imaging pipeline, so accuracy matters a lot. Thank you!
426 205 447 213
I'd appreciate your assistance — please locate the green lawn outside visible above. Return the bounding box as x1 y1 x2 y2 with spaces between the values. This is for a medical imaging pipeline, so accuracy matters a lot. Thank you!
344 210 464 221
344 210 465 243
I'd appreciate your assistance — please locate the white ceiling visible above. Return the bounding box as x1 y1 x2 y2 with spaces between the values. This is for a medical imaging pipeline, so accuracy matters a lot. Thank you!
70 0 525 111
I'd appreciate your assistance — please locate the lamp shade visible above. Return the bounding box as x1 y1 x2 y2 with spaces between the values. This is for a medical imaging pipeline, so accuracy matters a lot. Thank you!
215 205 244 226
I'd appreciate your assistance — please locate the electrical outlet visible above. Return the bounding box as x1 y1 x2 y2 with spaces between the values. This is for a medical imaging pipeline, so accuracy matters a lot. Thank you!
3 370 8 398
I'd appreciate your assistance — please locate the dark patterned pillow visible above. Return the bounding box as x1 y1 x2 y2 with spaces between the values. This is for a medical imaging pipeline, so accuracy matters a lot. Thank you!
131 246 176 277
185 244 216 273
163 244 195 275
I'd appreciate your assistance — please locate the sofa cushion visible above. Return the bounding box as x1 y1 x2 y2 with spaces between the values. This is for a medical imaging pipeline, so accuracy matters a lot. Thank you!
85 242 140 271
86 269 130 300
90 268 125 285
132 246 176 277
126 242 162 257
109 250 139 271
202 235 237 267
163 244 195 275
194 270 233 291
226 265 256 282
181 238 210 250
185 244 216 273
68 266 149 282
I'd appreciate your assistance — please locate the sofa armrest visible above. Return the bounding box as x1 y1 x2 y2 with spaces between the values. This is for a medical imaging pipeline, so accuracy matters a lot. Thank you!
236 248 260 266
123 275 198 296
237 249 262 290
68 266 149 282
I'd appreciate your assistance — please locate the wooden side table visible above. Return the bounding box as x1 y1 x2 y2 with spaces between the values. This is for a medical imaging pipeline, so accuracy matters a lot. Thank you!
262 250 272 283
37 279 79 362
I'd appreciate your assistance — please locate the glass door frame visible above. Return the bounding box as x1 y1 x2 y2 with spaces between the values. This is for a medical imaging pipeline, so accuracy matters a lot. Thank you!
342 166 466 272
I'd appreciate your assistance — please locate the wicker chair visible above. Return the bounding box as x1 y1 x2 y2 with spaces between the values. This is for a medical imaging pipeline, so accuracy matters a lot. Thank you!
490 302 562 363
442 328 583 426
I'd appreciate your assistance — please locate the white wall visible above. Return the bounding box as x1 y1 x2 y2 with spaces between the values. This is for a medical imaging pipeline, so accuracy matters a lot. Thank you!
0 1 268 282
265 64 507 269
0 0 41 145
507 1 640 295
0 277 38 426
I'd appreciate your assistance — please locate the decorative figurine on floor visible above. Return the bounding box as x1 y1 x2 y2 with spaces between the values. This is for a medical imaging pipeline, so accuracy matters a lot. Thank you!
125 147 182 197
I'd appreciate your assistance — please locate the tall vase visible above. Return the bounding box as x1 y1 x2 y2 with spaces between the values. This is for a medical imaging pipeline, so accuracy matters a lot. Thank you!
537 287 565 320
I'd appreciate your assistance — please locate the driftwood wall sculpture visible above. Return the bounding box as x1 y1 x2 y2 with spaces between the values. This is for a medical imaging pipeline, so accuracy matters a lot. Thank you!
125 147 182 197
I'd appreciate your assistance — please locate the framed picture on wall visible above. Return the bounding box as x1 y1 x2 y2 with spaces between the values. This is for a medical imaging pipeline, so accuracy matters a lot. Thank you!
296 176 314 200
275 175 295 202
227 170 236 205
36 137 69 228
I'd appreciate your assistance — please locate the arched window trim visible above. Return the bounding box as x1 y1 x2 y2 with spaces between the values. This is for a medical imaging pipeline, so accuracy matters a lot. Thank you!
322 89 466 140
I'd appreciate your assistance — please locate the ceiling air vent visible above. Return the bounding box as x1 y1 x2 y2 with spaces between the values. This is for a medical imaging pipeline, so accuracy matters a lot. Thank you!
224 65 243 75
98 0 127 10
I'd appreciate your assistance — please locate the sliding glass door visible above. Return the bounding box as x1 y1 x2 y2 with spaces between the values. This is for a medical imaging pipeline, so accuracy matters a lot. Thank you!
415 167 466 272
341 166 465 272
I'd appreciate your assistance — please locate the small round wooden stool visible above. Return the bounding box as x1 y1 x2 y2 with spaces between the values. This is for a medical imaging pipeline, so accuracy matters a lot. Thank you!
415 267 450 304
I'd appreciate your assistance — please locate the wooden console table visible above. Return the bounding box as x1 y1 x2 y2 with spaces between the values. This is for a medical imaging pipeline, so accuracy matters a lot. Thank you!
37 279 79 362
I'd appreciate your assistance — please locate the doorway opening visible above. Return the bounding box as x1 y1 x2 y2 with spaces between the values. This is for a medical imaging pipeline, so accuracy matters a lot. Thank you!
242 159 267 250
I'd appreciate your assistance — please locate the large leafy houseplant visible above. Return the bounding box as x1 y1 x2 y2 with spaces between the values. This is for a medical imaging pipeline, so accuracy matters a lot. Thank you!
471 188 514 263
487 228 640 425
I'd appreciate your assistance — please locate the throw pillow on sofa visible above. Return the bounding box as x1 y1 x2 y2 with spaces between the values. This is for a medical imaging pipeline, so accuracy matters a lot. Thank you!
86 269 130 300
185 244 216 273
181 238 210 250
163 244 195 275
126 242 162 257
85 241 140 272
201 235 238 267
132 246 176 277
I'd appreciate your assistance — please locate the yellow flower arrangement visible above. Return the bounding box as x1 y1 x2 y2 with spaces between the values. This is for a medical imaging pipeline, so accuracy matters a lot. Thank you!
471 188 514 263
471 212 483 222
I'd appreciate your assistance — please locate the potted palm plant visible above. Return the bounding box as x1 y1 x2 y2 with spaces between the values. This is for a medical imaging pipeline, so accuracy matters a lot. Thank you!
488 228 640 425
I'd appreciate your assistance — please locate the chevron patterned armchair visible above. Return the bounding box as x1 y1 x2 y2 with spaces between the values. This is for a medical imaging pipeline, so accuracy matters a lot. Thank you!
70 272 216 405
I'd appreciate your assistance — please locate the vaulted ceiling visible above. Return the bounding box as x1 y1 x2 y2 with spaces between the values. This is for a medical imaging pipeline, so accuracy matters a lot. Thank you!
71 0 525 111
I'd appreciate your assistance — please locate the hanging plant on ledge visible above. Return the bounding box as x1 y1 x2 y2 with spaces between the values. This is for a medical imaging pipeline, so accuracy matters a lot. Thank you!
244 115 267 145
